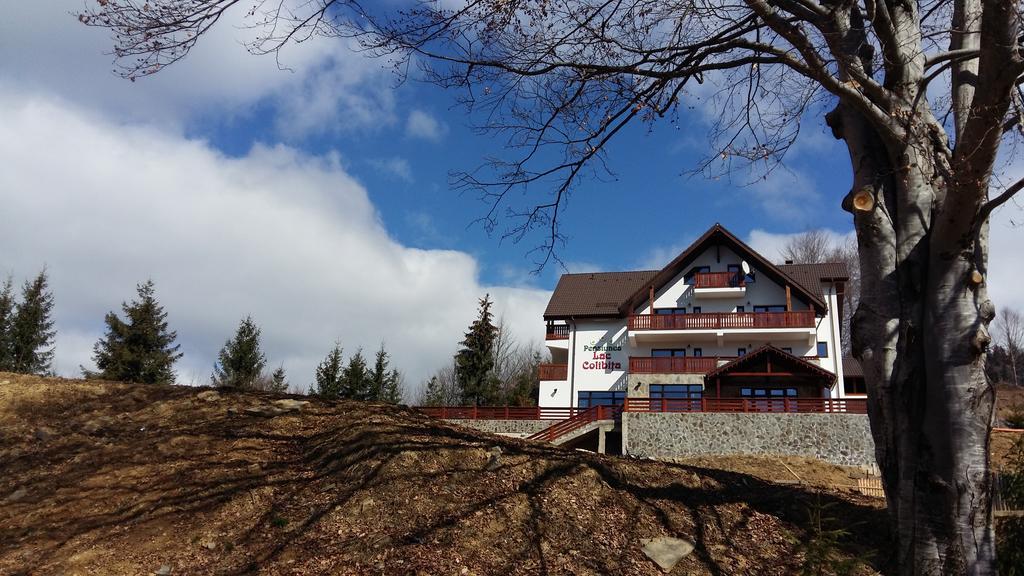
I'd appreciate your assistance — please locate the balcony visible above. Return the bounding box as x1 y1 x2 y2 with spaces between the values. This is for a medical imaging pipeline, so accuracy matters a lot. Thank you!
629 310 815 331
629 356 722 374
692 272 746 298
538 363 568 380
630 355 823 374
545 324 570 340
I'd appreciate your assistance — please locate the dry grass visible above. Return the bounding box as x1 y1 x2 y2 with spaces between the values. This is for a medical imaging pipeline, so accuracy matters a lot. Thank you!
0 372 891 575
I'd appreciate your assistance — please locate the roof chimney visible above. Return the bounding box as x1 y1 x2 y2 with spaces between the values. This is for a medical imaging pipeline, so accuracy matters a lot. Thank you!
784 259 794 265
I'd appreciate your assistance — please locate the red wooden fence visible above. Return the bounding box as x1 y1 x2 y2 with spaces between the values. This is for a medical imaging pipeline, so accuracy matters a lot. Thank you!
622 397 867 414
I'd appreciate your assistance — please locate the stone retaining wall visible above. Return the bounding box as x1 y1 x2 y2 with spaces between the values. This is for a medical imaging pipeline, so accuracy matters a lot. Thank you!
445 419 553 436
622 412 875 466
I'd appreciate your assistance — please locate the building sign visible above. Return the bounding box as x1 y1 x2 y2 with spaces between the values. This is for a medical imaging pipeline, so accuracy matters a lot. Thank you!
581 341 623 370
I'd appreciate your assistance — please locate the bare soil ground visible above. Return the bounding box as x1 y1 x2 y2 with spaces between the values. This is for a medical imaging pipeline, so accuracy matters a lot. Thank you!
1 372 896 575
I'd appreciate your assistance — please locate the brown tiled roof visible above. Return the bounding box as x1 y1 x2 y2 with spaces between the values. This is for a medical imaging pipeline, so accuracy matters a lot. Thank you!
842 357 863 378
778 263 850 297
705 345 837 386
543 270 658 319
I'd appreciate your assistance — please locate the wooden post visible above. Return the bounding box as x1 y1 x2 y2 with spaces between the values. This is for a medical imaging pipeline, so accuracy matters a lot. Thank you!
785 285 792 311
649 286 655 313
472 405 478 419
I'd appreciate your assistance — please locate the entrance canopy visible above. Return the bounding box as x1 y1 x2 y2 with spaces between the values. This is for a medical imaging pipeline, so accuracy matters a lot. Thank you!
704 345 836 398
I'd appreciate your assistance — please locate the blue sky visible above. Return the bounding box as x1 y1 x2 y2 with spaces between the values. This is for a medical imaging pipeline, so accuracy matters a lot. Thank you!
1 1 1019 393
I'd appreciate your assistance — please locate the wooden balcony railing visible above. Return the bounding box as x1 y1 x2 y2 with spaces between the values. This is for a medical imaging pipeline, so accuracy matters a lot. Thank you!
623 397 867 414
629 356 721 374
628 310 816 331
693 272 744 289
545 324 570 340
538 363 568 380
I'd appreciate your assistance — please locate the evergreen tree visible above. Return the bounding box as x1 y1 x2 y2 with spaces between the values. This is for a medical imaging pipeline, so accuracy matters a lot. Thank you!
211 316 266 389
455 294 501 405
0 276 15 371
381 369 403 404
269 365 289 393
312 342 345 399
341 349 371 400
9 269 55 375
368 343 403 403
88 280 181 384
423 376 444 406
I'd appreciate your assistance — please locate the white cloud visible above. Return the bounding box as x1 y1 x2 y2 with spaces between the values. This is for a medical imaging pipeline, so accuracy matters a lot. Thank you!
369 157 415 183
0 91 549 395
405 109 448 141
2 1 395 137
746 228 855 264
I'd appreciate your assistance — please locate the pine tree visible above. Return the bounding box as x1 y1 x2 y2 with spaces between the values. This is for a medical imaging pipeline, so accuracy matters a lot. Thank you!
312 342 345 399
88 280 181 384
211 316 267 389
341 349 371 400
0 276 15 371
381 369 403 404
455 294 501 405
423 376 444 406
9 269 56 375
269 365 289 393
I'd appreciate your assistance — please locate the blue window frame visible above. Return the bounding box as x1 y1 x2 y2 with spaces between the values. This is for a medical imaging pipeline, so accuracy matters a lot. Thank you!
817 341 829 357
754 305 787 312
655 307 686 315
741 387 797 397
692 348 703 357
578 391 625 408
736 306 745 313
652 348 686 357
737 347 747 356
650 384 703 399
684 266 711 285
691 306 701 314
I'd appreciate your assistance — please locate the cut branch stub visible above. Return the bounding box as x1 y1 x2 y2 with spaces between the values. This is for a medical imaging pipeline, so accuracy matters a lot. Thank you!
852 189 875 211
969 269 985 286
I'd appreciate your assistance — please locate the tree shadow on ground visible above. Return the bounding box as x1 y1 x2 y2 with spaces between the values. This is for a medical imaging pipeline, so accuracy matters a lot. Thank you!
0 385 891 575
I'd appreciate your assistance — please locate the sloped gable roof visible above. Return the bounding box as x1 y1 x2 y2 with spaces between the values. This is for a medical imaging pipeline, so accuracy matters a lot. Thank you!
619 224 827 314
777 263 849 299
705 345 837 386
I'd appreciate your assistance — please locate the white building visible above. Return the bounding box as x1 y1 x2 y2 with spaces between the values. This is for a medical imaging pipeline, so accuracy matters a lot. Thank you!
539 223 858 409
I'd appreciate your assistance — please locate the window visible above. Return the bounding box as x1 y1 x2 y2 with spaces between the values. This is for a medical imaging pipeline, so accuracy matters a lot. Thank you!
655 307 686 315
578 391 625 408
692 348 703 357
726 264 744 286
684 266 711 285
650 384 703 399
736 306 745 313
781 347 792 354
754 305 787 313
817 341 829 357
737 348 747 356
844 377 867 395
652 349 686 357
691 306 701 314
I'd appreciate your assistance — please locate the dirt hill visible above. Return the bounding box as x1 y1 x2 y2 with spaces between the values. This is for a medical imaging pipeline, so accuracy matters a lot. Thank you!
1 372 894 575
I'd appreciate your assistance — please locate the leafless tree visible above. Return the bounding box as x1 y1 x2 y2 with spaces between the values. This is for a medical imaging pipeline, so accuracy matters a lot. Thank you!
994 308 1024 387
492 316 548 404
782 229 835 264
80 0 1024 571
781 230 861 355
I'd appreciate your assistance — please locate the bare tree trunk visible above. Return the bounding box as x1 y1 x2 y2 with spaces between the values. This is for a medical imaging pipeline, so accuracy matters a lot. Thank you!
831 102 997 574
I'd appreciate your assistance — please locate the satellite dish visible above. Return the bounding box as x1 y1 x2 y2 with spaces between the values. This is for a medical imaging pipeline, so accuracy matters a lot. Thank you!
741 261 751 275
